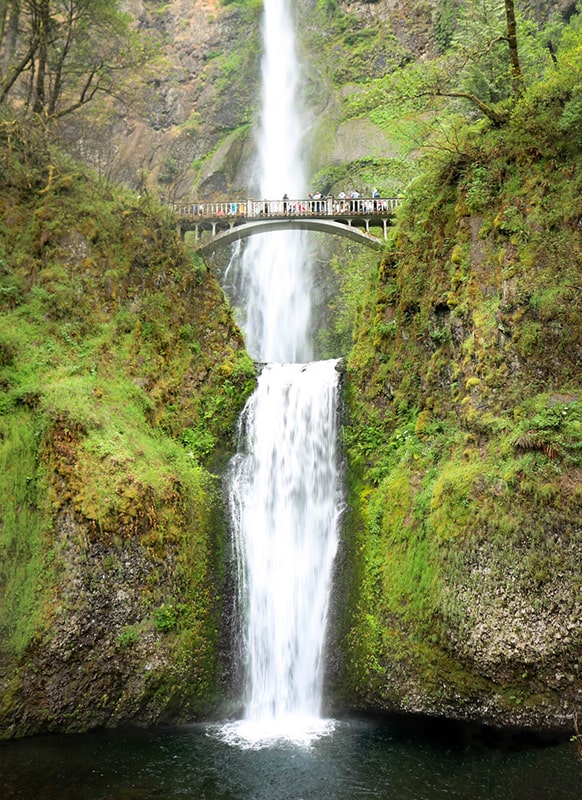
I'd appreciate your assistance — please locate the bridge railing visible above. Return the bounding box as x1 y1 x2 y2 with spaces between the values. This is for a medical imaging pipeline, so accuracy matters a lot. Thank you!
171 197 401 219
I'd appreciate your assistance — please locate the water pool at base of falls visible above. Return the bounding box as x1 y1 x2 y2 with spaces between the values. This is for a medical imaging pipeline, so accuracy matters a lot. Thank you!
1 716 579 799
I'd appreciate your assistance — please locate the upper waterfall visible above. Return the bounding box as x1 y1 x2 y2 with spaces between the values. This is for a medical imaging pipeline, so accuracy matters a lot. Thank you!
259 0 305 199
236 0 312 363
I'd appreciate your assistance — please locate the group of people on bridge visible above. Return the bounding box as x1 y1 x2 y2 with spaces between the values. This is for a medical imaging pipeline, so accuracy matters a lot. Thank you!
175 190 399 220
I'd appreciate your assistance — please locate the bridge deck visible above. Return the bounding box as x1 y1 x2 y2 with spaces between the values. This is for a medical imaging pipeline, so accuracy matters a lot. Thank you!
172 196 401 250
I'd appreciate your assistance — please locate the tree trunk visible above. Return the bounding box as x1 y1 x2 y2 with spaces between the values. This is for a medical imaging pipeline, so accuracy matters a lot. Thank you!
32 0 50 115
504 0 525 97
0 2 8 48
2 0 20 75
47 30 70 117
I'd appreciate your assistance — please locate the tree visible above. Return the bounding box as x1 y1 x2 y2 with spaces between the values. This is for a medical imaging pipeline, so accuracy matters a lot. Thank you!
0 0 156 119
0 1 38 104
504 0 525 97
426 0 548 124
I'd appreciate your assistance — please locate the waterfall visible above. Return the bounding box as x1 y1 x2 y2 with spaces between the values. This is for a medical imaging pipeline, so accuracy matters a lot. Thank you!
227 361 340 746
220 0 341 748
235 0 311 363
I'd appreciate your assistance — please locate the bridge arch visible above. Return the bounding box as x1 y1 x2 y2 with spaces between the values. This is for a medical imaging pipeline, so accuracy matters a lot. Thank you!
195 218 385 254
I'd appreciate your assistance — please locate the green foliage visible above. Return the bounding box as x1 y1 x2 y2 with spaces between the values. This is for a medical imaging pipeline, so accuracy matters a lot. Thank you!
559 84 582 141
181 426 217 462
339 19 582 710
201 0 261 106
303 0 408 87
433 0 459 53
0 411 53 656
312 157 417 198
450 0 516 103
316 0 340 13
153 604 179 633
509 396 582 466
220 0 262 8
158 155 180 185
461 164 498 212
314 245 381 358
117 625 141 648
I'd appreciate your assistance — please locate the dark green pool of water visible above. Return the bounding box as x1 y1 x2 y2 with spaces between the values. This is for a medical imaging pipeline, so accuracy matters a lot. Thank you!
1 716 580 799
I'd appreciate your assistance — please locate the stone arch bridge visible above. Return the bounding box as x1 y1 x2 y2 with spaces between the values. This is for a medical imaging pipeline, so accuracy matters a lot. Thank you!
172 196 401 254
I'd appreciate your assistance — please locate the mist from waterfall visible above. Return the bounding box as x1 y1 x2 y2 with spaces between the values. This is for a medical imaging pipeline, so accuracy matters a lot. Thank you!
220 0 341 749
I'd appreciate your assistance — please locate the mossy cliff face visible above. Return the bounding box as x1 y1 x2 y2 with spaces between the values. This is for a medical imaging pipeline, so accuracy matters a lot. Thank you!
0 122 255 738
333 77 582 730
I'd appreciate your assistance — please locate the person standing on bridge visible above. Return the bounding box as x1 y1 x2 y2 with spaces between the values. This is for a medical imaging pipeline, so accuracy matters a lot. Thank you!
372 187 380 211
283 193 289 213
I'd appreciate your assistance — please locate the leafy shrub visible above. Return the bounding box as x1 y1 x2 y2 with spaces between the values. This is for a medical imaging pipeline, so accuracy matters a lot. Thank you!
117 625 140 648
181 426 217 462
153 605 178 633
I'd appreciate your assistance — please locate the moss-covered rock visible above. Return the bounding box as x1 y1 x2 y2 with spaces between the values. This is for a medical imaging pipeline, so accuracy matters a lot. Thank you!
0 117 255 738
333 59 582 731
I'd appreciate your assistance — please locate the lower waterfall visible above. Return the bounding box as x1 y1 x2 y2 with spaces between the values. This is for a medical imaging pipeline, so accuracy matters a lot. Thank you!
223 360 341 747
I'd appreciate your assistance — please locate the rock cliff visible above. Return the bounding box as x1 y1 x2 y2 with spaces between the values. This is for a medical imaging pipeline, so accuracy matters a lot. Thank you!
0 120 255 737
330 61 582 730
59 0 436 201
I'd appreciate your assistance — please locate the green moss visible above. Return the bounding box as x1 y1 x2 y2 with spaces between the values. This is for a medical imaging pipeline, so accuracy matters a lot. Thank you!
0 411 54 656
0 116 256 734
337 42 582 715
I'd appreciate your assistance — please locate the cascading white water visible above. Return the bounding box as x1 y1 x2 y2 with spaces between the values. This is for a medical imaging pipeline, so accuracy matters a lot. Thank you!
238 0 312 363
220 0 341 748
227 361 340 745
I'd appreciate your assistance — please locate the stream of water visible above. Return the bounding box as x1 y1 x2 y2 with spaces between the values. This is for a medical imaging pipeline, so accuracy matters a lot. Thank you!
219 0 339 748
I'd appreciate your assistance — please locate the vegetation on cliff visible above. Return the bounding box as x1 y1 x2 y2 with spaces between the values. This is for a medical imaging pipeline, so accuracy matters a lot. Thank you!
0 114 255 737
333 11 582 729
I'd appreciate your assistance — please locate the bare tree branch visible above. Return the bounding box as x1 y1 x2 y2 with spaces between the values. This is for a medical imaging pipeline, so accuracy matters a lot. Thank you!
0 33 38 104
417 86 509 126
51 64 101 118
